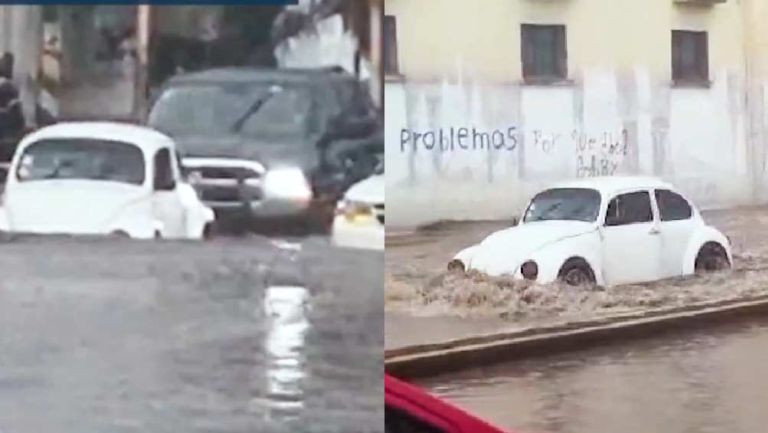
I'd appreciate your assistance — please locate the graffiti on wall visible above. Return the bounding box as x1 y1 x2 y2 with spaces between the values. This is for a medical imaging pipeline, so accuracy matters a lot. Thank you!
574 129 629 178
398 124 632 178
400 127 518 152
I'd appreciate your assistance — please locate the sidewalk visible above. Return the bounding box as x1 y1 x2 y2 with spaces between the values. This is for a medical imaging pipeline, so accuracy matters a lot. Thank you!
385 206 768 350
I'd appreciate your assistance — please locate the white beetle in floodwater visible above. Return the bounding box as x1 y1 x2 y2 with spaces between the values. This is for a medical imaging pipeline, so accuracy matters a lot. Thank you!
0 121 215 240
449 176 732 287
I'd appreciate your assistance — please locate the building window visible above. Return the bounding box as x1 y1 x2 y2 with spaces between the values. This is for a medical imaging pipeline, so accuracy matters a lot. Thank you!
672 30 709 85
384 15 399 75
521 24 567 84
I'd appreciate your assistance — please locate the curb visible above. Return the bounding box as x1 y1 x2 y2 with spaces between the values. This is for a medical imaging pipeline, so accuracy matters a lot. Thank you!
385 294 768 379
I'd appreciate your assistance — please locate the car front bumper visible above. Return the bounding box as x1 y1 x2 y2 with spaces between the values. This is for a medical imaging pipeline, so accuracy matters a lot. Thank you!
332 214 384 250
207 196 312 218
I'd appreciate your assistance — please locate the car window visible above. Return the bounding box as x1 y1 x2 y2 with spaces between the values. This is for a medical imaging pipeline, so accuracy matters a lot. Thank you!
148 83 273 138
655 189 692 221
605 191 653 226
154 148 175 190
385 406 449 433
240 86 313 140
16 138 145 185
523 188 601 223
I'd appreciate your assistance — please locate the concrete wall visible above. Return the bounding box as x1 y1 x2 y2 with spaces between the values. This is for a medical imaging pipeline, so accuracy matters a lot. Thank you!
385 0 768 227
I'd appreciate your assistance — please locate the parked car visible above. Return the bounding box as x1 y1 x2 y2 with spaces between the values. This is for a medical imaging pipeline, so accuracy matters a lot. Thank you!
146 66 382 232
0 122 215 239
385 373 509 433
332 157 384 250
449 176 732 287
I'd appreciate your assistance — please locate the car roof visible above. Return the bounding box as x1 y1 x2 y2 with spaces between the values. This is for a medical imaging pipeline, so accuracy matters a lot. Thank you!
549 176 674 196
166 66 354 86
20 122 174 153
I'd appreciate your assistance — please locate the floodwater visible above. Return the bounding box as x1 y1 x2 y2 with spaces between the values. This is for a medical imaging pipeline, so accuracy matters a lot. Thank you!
0 235 383 433
423 317 768 433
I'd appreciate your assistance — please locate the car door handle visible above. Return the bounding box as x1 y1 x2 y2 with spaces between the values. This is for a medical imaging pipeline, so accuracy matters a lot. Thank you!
649 227 660 235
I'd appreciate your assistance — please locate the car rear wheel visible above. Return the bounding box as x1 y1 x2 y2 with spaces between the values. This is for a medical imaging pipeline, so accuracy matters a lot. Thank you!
558 258 596 287
695 242 730 274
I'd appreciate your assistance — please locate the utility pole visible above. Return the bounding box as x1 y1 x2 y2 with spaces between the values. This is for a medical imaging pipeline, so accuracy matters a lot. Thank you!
134 4 151 121
369 0 382 110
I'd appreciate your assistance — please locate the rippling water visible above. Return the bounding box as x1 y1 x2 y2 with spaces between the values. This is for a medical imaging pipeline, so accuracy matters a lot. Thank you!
0 236 383 433
423 318 768 433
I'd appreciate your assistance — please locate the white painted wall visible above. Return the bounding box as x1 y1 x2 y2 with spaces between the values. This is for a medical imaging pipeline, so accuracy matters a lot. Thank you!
387 68 759 228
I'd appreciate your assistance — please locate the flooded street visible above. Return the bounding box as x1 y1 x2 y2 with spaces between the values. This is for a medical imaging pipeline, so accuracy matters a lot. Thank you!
0 235 383 433
385 207 768 350
422 317 768 433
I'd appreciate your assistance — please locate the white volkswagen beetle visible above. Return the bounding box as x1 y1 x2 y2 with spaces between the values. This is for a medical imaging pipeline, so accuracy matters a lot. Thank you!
449 177 732 287
0 122 215 240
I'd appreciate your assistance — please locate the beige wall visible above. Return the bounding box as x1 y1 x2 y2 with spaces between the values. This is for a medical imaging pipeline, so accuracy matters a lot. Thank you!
386 0 749 83
385 0 768 227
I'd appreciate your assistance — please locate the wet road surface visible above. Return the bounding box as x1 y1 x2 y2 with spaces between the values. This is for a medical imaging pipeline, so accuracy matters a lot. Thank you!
0 235 383 433
422 317 768 433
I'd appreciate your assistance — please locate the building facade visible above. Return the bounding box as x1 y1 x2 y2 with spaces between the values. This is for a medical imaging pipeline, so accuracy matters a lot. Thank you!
385 0 768 227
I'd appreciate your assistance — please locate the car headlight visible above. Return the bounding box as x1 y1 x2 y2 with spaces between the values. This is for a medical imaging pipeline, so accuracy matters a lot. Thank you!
263 167 312 202
521 260 539 280
336 199 374 222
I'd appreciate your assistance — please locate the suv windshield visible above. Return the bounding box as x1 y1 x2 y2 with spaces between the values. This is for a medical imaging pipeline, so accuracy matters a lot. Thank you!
523 188 601 223
17 139 145 185
148 83 315 141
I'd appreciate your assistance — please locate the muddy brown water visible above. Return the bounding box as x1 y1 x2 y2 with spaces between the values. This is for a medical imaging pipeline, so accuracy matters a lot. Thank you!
0 235 383 433
422 317 768 433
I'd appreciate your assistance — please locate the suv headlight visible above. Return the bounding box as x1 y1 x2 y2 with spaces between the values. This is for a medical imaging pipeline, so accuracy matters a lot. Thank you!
263 167 312 202
336 199 374 222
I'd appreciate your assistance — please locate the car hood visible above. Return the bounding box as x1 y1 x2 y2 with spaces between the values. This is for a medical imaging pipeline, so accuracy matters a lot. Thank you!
173 135 319 171
4 180 149 234
460 220 596 277
344 174 384 204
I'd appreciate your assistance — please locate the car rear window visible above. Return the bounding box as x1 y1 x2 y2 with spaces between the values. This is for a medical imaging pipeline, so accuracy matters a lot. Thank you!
655 189 692 221
17 138 145 185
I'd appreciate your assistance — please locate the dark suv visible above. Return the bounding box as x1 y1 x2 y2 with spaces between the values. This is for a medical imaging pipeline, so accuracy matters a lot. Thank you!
147 66 382 232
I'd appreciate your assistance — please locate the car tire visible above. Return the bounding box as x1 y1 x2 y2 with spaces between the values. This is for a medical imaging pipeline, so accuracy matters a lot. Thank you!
558 258 596 287
694 242 730 274
447 259 465 274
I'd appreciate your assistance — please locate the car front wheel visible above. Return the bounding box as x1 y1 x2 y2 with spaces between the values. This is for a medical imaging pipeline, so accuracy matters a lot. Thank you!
558 258 596 288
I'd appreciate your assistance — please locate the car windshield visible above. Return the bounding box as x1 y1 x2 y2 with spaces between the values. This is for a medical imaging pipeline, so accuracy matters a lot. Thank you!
148 83 315 141
17 138 145 185
523 188 601 223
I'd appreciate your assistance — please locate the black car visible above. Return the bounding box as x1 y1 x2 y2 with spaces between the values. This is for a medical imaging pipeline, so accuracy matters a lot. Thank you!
147 66 382 232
